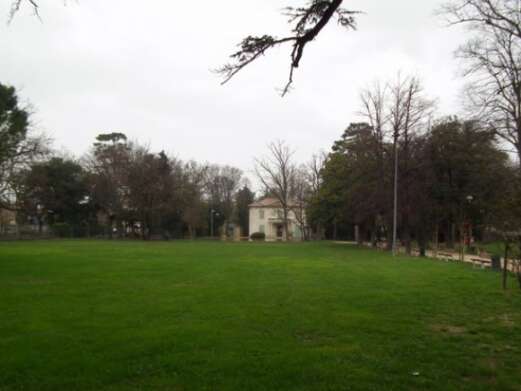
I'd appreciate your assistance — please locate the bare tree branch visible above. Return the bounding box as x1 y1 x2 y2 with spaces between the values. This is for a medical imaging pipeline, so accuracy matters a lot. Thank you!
254 140 296 240
217 0 359 96
9 0 41 23
442 0 521 162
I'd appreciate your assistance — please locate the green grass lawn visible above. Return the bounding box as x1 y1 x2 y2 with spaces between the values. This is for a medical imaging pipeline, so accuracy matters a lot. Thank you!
478 241 521 259
1 240 520 391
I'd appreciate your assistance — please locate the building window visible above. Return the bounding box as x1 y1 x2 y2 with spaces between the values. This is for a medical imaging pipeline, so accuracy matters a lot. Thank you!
259 225 265 233
259 209 265 219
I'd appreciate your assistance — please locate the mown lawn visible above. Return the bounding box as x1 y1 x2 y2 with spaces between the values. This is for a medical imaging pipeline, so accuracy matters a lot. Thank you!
0 240 520 391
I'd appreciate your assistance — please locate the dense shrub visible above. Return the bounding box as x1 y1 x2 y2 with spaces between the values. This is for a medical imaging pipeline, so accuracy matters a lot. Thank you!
51 223 72 238
250 232 266 241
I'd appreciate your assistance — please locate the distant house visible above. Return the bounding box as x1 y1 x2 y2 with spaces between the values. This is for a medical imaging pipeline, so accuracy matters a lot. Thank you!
248 197 306 241
0 208 17 235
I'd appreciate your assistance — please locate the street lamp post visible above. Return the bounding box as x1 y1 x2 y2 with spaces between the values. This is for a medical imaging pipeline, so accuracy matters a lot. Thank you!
460 195 474 261
36 203 43 234
210 209 214 238
210 209 219 238
392 131 399 257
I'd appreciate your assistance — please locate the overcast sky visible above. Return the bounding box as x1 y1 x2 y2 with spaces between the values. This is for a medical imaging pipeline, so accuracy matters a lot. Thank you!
1 0 467 180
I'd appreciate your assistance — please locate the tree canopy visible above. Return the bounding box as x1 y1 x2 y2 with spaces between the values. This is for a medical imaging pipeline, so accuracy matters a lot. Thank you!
0 83 46 210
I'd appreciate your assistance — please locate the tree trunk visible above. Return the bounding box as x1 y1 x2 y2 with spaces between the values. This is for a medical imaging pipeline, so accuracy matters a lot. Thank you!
385 221 393 251
37 216 43 235
518 237 521 290
392 138 399 256
117 220 123 239
108 216 114 239
141 222 147 240
282 208 289 241
459 223 465 262
516 262 521 290
433 222 439 258
403 221 412 255
446 221 454 249
418 226 427 257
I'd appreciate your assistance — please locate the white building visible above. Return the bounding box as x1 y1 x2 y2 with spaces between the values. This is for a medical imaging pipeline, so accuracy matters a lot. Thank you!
248 197 305 241
0 208 17 235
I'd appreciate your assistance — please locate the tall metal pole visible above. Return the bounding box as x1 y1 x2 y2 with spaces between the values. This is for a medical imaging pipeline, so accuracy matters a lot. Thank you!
210 209 214 238
392 136 399 256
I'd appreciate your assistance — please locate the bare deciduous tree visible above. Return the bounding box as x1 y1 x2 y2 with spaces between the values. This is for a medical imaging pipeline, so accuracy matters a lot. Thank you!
304 152 327 239
359 81 390 247
9 0 40 21
289 166 311 240
0 83 48 211
84 133 131 238
306 152 327 197
441 0 521 164
440 0 521 38
181 161 208 239
205 165 244 236
255 140 296 241
388 75 435 254
358 75 435 253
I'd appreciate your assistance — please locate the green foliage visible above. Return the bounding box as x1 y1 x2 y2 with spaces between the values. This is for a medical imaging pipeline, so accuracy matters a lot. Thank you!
235 185 255 235
308 122 390 239
50 222 72 237
311 117 515 243
1 241 521 390
89 133 131 232
482 241 521 260
0 83 43 209
250 231 266 241
428 119 509 223
18 157 90 226
94 132 127 145
206 165 244 226
0 83 29 163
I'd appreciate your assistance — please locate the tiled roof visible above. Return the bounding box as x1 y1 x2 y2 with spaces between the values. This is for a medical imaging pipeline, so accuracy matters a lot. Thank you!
249 197 281 208
249 197 301 208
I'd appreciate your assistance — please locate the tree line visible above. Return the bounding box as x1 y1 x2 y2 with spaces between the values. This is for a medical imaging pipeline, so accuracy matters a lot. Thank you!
308 87 519 251
0 82 324 242
0 92 257 239
4 1 521 265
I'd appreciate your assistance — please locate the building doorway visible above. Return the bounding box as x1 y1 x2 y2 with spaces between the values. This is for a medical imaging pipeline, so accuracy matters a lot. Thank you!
276 224 284 240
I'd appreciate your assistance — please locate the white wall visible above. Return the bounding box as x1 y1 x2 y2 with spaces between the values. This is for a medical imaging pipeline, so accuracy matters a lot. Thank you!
249 207 264 237
249 207 305 240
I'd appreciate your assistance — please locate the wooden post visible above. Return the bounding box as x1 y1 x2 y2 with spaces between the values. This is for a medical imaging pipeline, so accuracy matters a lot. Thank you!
503 241 509 290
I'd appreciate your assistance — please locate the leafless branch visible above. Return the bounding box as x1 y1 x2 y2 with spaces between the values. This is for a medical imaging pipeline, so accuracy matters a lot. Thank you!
217 0 359 96
9 0 41 23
